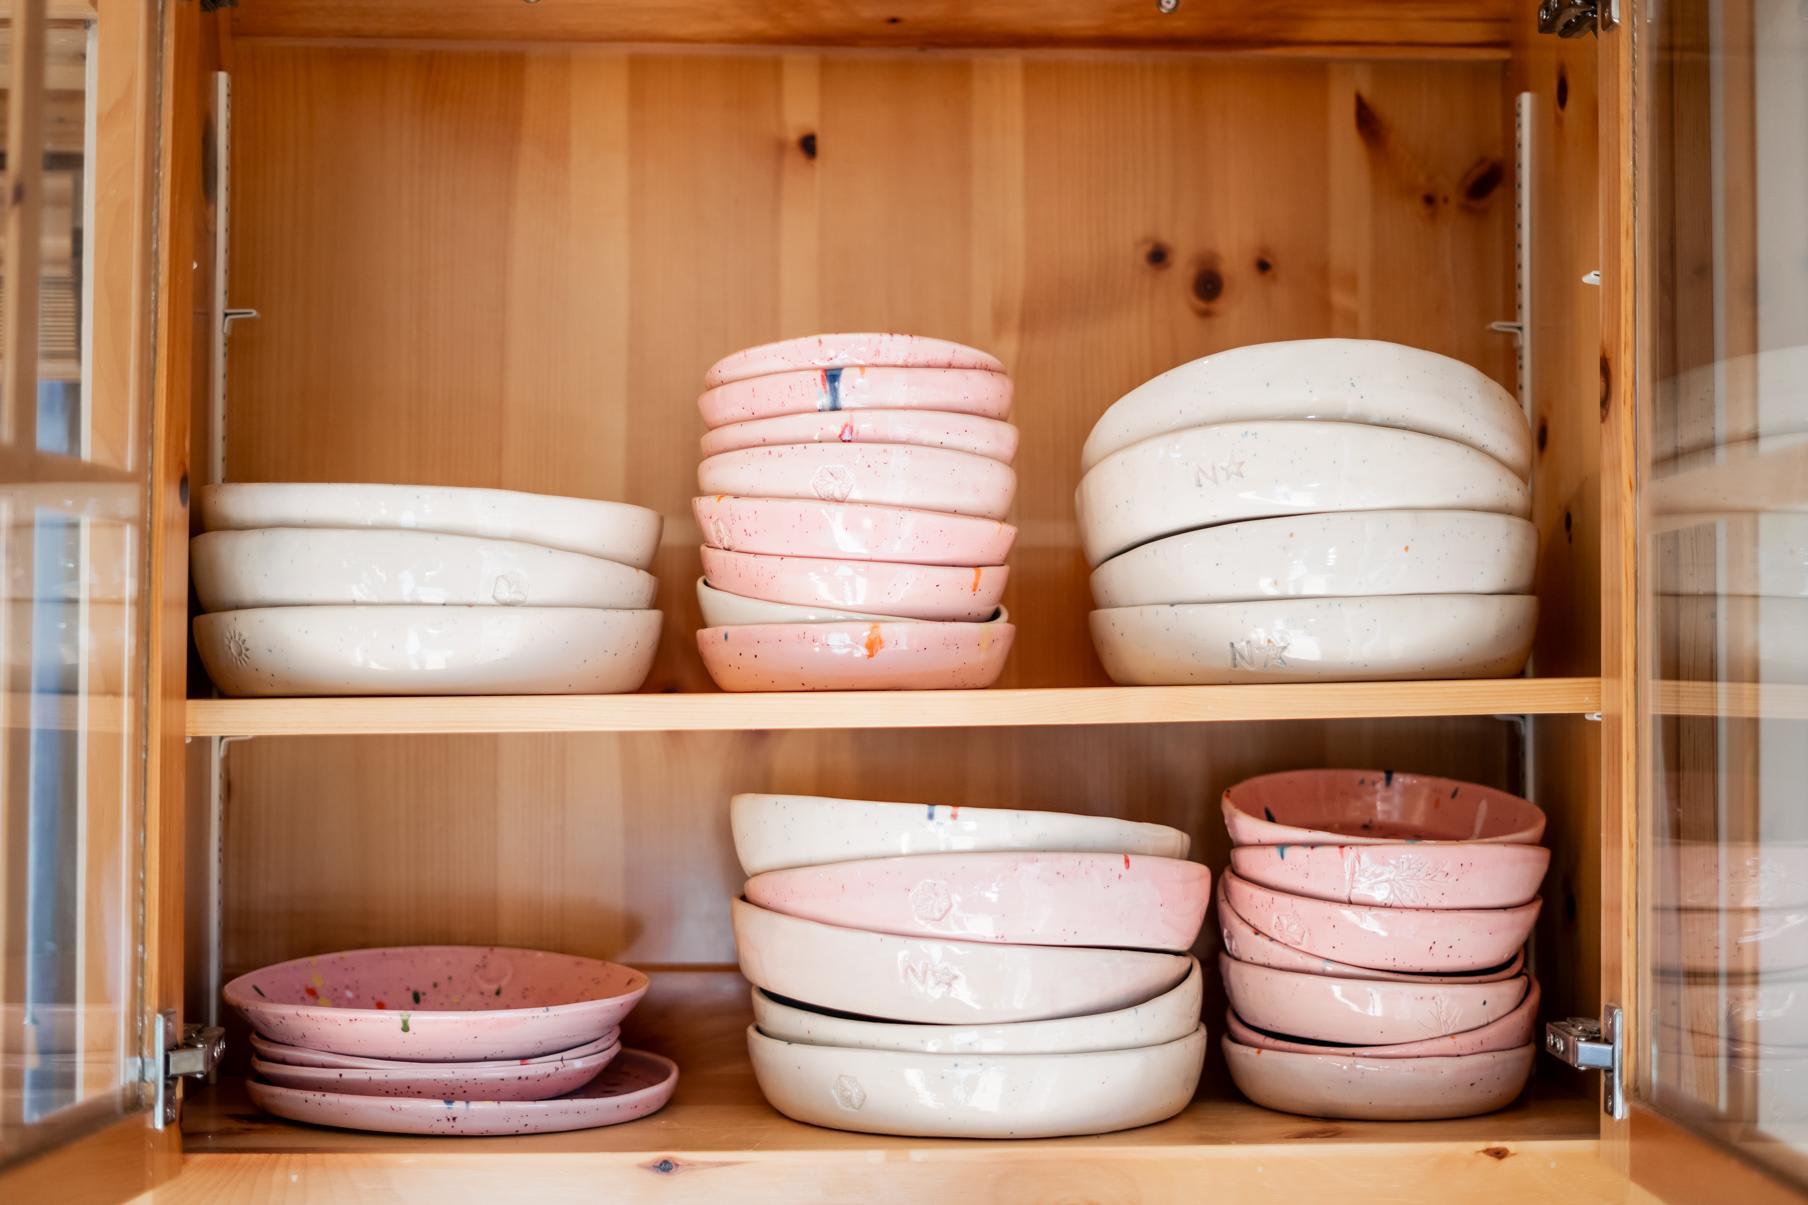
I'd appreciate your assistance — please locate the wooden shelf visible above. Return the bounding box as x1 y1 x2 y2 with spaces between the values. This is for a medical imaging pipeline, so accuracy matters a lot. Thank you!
183 677 1603 738
1654 679 1808 720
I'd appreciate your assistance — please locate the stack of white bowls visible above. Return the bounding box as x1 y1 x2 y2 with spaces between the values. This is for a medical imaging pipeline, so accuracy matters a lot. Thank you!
692 334 1018 691
1077 339 1538 684
191 483 663 696
730 793 1209 1138
1216 770 1548 1120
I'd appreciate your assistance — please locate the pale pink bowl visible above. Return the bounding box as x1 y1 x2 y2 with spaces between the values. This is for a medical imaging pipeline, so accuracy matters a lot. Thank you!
249 1030 620 1071
701 409 1018 465
1229 842 1550 910
249 1042 619 1101
698 366 1014 427
1223 1036 1535 1120
223 946 649 1060
1224 872 1541 973
700 547 1008 623
1223 770 1545 846
1226 979 1541 1059
704 333 1005 387
1219 952 1528 1046
697 618 1014 692
697 444 1017 521
744 852 1209 952
694 496 1018 566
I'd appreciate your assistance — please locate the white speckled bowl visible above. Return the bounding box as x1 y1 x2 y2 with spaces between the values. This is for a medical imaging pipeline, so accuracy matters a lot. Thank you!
697 617 1013 692
1223 1035 1534 1120
699 443 1018 521
249 1042 619 1101
1220 953 1528 1046
1223 770 1546 846
1089 510 1537 608
1081 339 1530 478
700 409 1018 464
705 333 1005 387
1090 595 1537 685
700 546 1007 623
1227 978 1541 1058
696 577 926 626
1229 841 1550 910
697 366 1014 427
730 792 1190 877
694 495 1017 566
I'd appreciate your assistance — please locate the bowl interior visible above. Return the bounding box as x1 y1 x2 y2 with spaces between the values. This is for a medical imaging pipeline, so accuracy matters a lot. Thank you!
225 946 646 1014
1225 769 1544 843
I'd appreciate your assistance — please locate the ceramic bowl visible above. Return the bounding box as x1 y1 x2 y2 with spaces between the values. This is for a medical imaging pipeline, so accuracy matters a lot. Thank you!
705 333 1004 387
195 483 662 569
1664 973 1808 1047
1224 872 1541 973
249 1041 619 1101
1229 841 1550 910
698 444 1017 521
223 946 649 1060
694 495 1017 566
700 547 1007 623
248 1030 620 1070
1663 842 1808 909
1660 345 1808 458
1088 510 1537 609
697 617 1013 692
1222 1035 1534 1120
730 792 1189 876
698 366 1014 427
1656 594 1808 684
190 528 658 613
1226 978 1541 1058
195 606 662 697
746 1023 1205 1139
750 956 1203 1054
1080 339 1530 478
1089 595 1537 686
697 578 926 626
1223 770 1546 846
1654 905 1808 975
700 409 1018 464
1656 513 1808 597
1075 421 1530 567
744 851 1209 952
731 898 1191 1024
1219 953 1528 1046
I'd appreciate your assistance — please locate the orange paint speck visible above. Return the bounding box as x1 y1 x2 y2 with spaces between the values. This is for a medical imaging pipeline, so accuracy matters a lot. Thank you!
375 1000 387 1010
970 567 983 593
1403 545 1410 552
303 986 318 999
1123 853 1131 870
950 806 960 820
863 624 885 659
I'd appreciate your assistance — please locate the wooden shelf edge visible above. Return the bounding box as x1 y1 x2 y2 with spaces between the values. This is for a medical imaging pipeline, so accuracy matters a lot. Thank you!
1654 679 1808 719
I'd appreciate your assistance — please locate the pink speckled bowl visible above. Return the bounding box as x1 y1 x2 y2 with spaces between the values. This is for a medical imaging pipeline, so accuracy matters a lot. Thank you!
701 409 1018 464
700 547 1007 623
697 444 1017 521
697 617 1014 692
745 852 1209 952
1224 872 1541 973
694 496 1017 566
1226 978 1541 1059
249 1041 619 1101
249 1030 620 1071
1223 770 1545 846
704 333 1004 387
1219 953 1528 1046
223 947 649 1060
698 366 1014 427
1229 842 1549 910
1223 1036 1535 1120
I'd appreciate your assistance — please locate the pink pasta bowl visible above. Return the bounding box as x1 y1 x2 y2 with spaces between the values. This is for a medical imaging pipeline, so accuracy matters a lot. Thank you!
249 1041 619 1101
1219 953 1528 1046
249 1030 620 1071
700 547 1007 623
1229 841 1549 910
698 366 1014 427
694 495 1017 566
697 617 1013 692
1222 1036 1534 1120
701 409 1018 464
1225 978 1541 1059
1223 769 1545 846
704 333 1004 387
697 443 1017 521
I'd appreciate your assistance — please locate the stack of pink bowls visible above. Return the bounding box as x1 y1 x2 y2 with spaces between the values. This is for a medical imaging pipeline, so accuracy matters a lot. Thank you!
224 945 677 1136
729 792 1210 1137
692 333 1019 691
1216 771 1549 1120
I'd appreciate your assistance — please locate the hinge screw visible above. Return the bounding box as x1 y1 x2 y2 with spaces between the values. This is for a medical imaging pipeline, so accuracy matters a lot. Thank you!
1157 0 1179 12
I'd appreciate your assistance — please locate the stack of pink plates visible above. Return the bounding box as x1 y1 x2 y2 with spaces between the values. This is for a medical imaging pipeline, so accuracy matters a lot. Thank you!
693 334 1018 691
729 792 1209 1137
224 946 675 1136
1216 770 1549 1121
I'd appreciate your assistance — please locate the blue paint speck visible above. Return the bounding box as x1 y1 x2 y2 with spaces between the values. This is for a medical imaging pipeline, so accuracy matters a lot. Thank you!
823 367 844 410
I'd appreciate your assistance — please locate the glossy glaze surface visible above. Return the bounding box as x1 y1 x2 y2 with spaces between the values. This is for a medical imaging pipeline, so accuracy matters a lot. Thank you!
697 366 1013 427
696 577 924 626
1222 1036 1534 1120
248 1029 619 1070
1229 840 1549 909
1663 842 1808 909
1223 770 1547 846
700 547 1007 623
1655 905 1808 975
1226 977 1541 1058
694 495 1017 566
705 333 1005 387
1219 953 1528 1045
697 618 1013 692
699 443 1017 521
249 1042 618 1101
701 409 1018 464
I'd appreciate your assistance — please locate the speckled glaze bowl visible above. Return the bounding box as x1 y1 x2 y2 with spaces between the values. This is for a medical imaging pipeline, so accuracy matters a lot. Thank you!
746 1023 1205 1139
697 617 1013 692
696 578 926 626
1223 770 1546 846
1220 953 1528 1046
704 333 1004 387
1654 905 1808 975
1075 421 1530 567
732 898 1191 1024
700 547 1007 623
1663 842 1808 909
223 947 649 1060
744 851 1209 951
249 1030 621 1071
1226 978 1541 1058
701 409 1018 464
1090 595 1536 686
1229 841 1549 909
730 792 1190 877
697 366 1014 427
699 443 1018 521
249 1041 619 1101
1222 1036 1534 1120
694 496 1017 566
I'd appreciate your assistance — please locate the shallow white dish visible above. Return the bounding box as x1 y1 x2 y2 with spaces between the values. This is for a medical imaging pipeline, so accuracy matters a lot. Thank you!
1222 1036 1534 1121
196 483 662 569
1080 339 1530 477
696 577 924 626
191 528 657 613
1090 595 1536 685
729 791 1189 876
747 1023 1206 1139
1089 511 1536 608
194 606 661 697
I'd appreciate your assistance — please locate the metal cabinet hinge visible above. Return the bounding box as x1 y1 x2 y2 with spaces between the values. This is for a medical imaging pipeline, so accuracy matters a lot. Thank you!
152 1009 225 1129
1538 0 1618 37
1544 1004 1625 1119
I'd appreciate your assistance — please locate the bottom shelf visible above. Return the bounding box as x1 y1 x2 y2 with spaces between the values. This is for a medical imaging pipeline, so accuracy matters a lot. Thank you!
174 969 1617 1202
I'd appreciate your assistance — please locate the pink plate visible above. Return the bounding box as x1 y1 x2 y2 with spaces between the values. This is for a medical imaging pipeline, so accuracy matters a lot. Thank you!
1224 872 1540 973
1223 770 1545 846
744 852 1209 952
1219 952 1527 1046
249 1030 620 1070
1222 1036 1534 1121
249 1042 619 1101
697 444 1017 521
699 367 1013 427
246 1048 677 1136
700 409 1018 464
700 547 1007 623
694 495 1017 566
698 618 1013 692
1225 979 1541 1059
704 333 1004 387
223 946 648 1060
1229 841 1549 910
